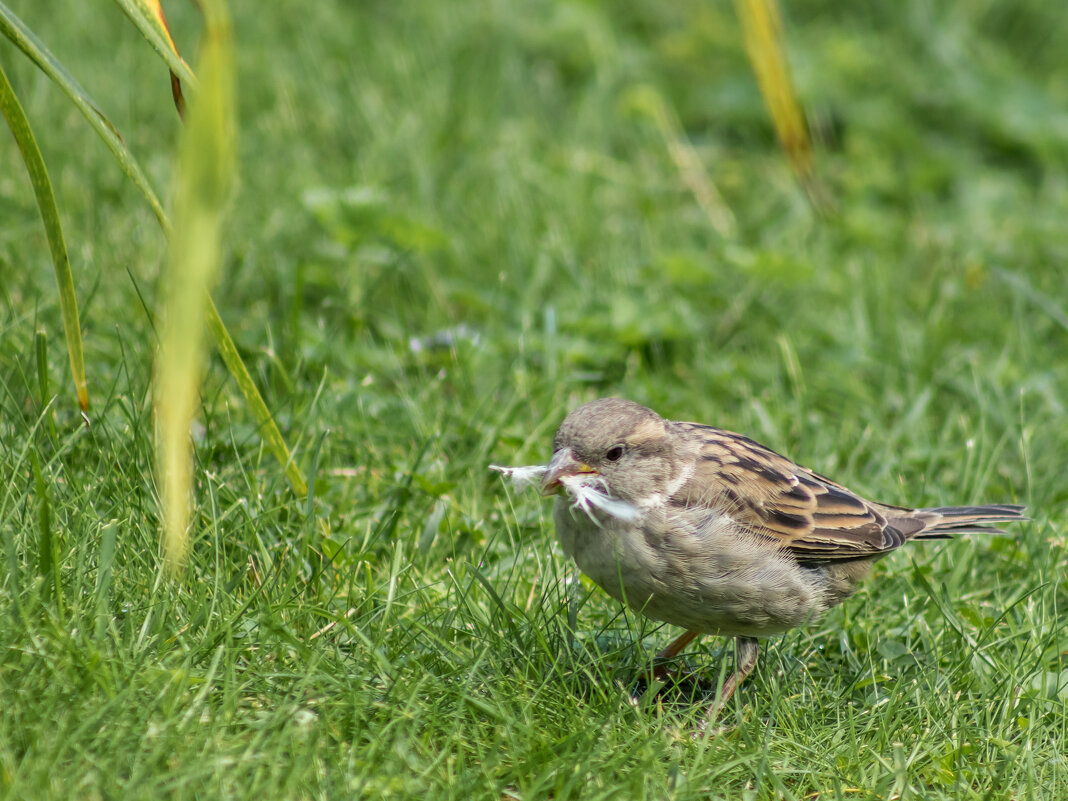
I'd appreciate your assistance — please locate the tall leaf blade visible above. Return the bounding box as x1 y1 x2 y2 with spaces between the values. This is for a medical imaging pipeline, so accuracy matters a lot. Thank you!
735 0 831 210
111 0 198 116
204 300 308 499
154 0 235 571
0 64 89 411
111 0 197 88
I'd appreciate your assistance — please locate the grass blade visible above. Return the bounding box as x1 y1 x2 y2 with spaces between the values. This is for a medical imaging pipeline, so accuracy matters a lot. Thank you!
0 64 89 411
204 299 308 498
94 521 118 641
35 330 58 443
154 0 235 572
1 513 20 617
29 450 62 615
623 84 736 239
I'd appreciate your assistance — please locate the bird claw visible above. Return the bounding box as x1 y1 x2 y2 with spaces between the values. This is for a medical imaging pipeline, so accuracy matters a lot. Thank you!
689 719 734 740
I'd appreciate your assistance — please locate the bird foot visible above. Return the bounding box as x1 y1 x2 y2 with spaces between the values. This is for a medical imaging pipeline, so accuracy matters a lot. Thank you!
651 657 690 684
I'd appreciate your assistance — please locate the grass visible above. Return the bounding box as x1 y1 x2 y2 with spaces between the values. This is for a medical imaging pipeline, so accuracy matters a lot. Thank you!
2 0 1067 798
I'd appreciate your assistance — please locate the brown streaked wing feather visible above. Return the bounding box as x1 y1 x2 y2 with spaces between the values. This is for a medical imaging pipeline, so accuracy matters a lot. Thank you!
675 424 915 561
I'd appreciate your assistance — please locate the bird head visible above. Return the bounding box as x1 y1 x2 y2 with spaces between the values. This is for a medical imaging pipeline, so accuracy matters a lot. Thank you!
541 398 679 504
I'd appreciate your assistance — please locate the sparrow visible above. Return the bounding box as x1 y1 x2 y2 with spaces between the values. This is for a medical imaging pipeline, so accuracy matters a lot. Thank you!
534 397 1025 728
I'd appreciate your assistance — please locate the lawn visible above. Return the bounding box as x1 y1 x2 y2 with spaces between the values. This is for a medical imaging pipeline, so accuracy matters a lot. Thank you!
1 1 1067 798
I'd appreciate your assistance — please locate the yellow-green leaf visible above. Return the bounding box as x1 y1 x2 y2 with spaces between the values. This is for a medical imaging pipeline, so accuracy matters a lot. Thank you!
735 0 831 210
155 0 234 572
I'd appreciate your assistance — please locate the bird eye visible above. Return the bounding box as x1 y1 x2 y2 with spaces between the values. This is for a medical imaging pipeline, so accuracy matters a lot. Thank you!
605 445 625 462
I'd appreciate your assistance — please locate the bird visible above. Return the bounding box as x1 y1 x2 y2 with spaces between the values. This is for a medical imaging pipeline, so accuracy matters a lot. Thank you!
537 397 1025 730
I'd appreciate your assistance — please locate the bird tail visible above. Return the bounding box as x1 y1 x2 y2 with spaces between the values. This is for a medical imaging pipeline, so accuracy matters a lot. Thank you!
911 504 1027 538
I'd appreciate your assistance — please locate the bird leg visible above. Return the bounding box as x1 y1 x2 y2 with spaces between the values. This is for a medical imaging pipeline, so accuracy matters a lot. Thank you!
698 636 759 732
652 630 700 681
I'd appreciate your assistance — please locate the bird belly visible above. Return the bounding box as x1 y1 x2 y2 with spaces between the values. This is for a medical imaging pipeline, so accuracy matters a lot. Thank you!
554 498 826 637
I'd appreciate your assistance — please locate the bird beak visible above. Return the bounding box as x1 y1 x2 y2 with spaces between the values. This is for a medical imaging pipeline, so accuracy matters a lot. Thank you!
541 447 596 496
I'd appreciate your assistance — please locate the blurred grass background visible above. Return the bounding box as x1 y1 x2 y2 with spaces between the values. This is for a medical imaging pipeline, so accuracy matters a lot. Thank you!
1 1 1067 798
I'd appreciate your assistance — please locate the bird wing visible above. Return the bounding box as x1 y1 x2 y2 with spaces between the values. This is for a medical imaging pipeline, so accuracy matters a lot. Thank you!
673 424 924 562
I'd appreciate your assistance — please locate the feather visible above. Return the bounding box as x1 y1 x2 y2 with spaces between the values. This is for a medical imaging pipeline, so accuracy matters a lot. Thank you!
559 474 640 526
489 463 548 491
674 424 1025 563
490 462 639 525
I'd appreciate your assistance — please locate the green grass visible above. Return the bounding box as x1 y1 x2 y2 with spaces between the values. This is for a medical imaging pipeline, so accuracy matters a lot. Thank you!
2 0 1067 798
